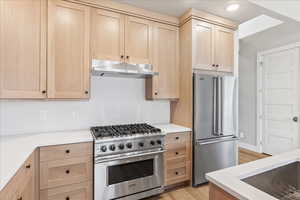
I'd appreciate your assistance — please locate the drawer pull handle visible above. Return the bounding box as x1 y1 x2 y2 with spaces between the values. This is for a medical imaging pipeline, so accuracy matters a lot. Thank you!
65 149 70 154
175 152 179 155
66 197 70 200
25 164 31 169
175 172 179 175
66 170 70 174
175 137 179 140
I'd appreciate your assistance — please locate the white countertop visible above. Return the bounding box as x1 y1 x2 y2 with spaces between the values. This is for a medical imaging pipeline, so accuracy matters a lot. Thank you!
206 149 300 200
153 123 191 134
0 130 93 190
0 123 190 191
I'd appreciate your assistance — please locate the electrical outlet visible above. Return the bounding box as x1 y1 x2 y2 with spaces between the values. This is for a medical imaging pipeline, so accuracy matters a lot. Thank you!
40 110 48 121
239 132 245 139
72 111 79 120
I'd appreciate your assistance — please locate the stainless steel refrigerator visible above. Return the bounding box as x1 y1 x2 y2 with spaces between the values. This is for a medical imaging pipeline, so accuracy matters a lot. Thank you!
193 73 238 186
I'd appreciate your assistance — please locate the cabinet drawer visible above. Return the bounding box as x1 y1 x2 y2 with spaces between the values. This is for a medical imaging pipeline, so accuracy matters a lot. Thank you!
165 147 187 160
40 157 92 190
40 142 93 162
165 156 187 169
165 132 190 149
40 181 92 200
166 167 187 184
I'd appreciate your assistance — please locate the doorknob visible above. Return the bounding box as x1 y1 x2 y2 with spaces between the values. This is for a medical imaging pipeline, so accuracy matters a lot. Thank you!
293 116 298 122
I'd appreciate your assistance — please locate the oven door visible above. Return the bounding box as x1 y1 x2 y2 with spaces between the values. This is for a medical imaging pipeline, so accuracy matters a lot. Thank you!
94 150 164 200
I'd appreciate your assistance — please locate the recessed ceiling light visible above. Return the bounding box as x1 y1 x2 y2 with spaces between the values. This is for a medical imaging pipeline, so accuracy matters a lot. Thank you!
226 3 240 12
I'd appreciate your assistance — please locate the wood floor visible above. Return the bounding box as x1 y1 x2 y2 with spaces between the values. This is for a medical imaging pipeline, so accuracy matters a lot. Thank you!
146 148 270 200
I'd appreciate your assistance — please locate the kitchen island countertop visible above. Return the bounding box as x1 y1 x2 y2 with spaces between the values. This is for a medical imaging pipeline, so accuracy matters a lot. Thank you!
206 149 300 200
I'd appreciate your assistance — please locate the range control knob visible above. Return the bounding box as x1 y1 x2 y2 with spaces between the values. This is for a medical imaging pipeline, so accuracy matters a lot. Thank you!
126 143 132 149
118 144 125 150
150 141 155 146
100 146 107 152
139 142 144 147
157 140 162 145
109 144 116 151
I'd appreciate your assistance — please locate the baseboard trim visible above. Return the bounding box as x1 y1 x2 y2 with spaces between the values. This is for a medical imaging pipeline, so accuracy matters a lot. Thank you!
238 142 260 153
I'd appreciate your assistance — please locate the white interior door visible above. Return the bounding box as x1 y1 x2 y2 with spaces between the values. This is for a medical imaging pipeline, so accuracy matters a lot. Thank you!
261 48 300 155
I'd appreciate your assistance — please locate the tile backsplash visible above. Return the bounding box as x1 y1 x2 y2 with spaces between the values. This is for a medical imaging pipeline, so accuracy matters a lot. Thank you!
0 77 170 136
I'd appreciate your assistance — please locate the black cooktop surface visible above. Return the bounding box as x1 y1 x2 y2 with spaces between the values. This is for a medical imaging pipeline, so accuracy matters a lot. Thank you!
91 123 161 139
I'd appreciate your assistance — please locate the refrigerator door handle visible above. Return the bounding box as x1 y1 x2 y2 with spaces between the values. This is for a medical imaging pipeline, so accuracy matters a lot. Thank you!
219 77 223 136
213 77 218 136
196 136 239 146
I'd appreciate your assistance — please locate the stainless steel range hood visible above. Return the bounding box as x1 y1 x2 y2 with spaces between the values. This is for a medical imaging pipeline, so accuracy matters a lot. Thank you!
91 59 158 78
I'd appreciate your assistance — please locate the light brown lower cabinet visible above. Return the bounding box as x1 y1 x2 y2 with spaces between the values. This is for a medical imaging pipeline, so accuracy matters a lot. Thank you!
0 151 38 200
164 132 191 186
0 142 93 200
40 156 93 190
209 183 237 200
40 181 92 200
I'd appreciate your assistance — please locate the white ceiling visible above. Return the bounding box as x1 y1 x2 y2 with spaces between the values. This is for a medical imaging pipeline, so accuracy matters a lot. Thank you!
112 0 283 23
249 0 300 22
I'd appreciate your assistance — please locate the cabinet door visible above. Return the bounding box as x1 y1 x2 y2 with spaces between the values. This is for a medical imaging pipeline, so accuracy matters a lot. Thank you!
125 16 153 64
148 23 179 99
214 26 235 73
92 9 125 62
192 20 214 71
47 0 90 99
0 0 47 99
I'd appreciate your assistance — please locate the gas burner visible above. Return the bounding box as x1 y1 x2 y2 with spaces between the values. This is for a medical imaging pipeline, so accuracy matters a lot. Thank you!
91 123 165 157
91 123 161 139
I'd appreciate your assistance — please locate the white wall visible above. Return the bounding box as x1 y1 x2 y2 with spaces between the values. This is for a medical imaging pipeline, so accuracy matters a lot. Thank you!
0 77 170 136
238 26 300 148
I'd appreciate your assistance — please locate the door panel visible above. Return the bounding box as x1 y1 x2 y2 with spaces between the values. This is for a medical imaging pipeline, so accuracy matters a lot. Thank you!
261 48 300 155
193 74 215 140
92 9 125 62
47 0 90 99
125 16 153 64
221 76 236 136
193 138 237 185
214 26 234 73
0 0 46 98
192 20 214 71
151 23 179 99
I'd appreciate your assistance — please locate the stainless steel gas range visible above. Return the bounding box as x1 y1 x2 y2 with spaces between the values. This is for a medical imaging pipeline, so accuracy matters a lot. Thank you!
91 123 165 200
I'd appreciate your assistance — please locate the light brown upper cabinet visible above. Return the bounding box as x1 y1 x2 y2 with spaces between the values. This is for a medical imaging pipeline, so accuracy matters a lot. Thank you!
214 26 235 73
0 0 47 99
47 0 90 99
146 23 179 100
192 21 214 71
92 9 153 65
192 19 235 73
92 9 125 62
125 16 153 64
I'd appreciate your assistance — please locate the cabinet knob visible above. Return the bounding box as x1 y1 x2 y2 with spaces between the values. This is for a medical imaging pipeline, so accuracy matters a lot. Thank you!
66 197 70 200
85 91 89 94
216 64 219 67
65 149 70 154
42 90 46 94
175 152 179 155
175 136 179 140
126 56 130 59
25 164 31 169
121 55 124 59
66 170 70 174
175 172 179 175
154 92 158 95
17 197 22 200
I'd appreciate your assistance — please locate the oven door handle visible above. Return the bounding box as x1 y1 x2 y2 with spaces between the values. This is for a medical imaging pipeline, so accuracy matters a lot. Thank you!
95 150 166 164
